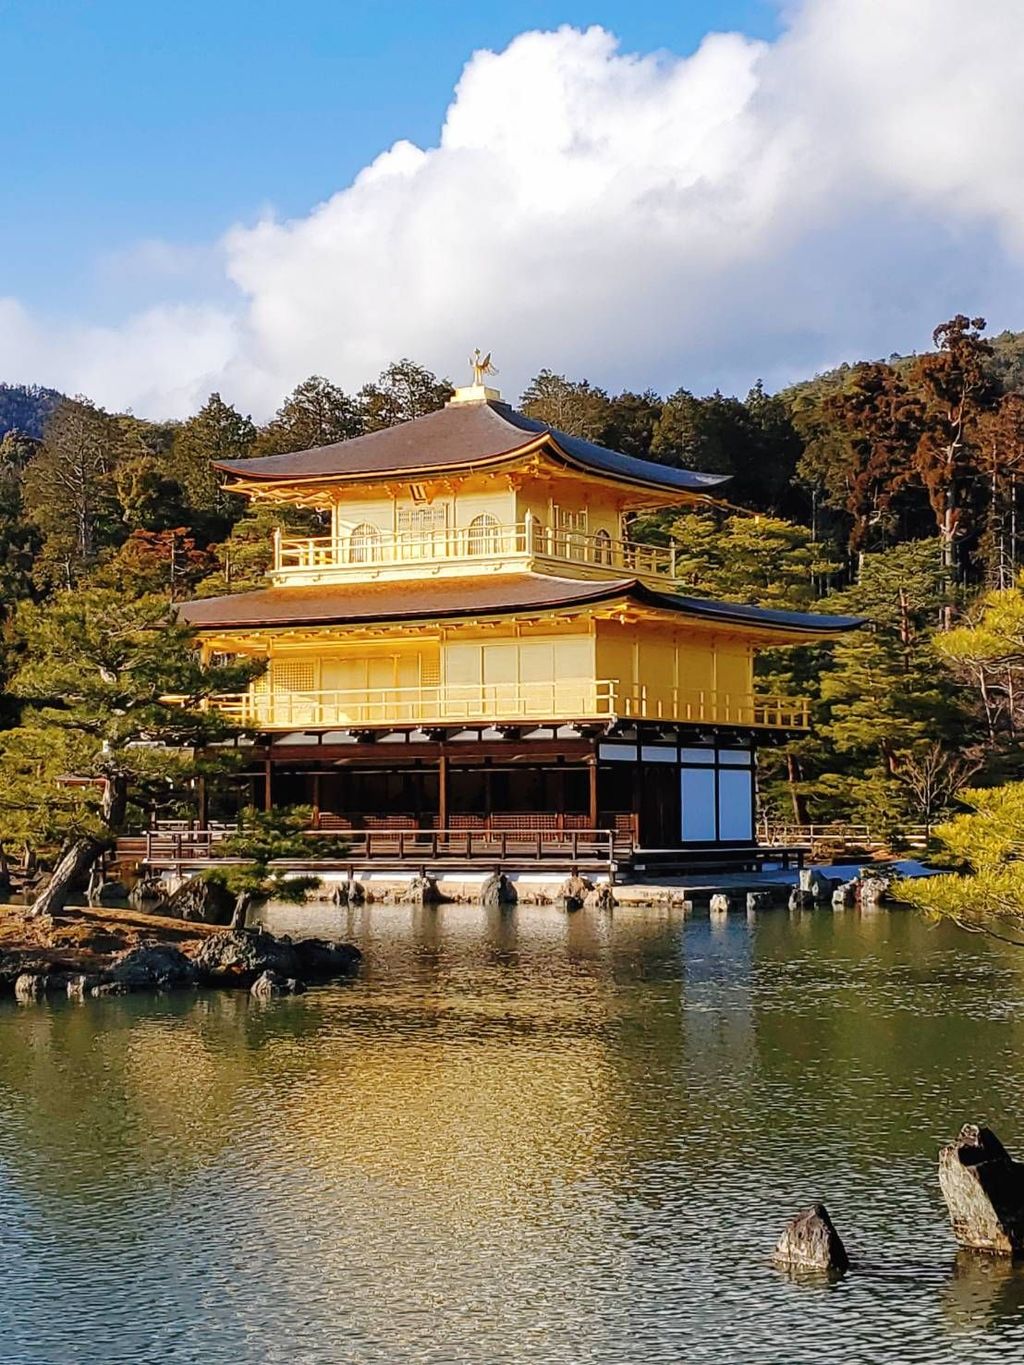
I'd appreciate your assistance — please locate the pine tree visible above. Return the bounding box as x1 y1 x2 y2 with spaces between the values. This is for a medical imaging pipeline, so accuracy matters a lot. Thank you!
169 393 256 514
255 375 362 455
0 588 262 915
358 360 452 431
22 397 124 588
519 370 611 440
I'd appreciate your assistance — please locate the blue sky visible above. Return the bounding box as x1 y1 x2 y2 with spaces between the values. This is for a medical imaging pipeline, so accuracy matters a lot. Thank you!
1 1 777 315
1 1 1021 418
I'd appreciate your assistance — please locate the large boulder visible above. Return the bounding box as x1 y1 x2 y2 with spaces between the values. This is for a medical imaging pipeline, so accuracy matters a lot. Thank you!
709 892 732 915
481 873 517 908
193 929 302 985
106 943 198 991
192 930 361 987
161 874 233 924
789 887 815 911
938 1125 1024 1255
772 1204 849 1274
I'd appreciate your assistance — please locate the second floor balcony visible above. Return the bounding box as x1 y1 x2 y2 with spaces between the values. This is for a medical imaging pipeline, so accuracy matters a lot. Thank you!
269 518 680 585
201 679 811 732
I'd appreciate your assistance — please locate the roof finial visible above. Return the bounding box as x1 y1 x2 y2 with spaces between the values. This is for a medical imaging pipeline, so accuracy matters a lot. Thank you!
470 348 498 386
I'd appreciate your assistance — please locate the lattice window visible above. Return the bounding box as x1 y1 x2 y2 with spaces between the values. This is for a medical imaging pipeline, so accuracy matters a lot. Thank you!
272 660 316 692
397 503 448 535
420 657 441 688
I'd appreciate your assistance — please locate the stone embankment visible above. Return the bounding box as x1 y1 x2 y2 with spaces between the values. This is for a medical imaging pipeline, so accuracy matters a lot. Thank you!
0 906 361 1002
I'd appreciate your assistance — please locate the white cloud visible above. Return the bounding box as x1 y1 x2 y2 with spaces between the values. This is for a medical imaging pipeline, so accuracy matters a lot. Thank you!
5 0 1024 419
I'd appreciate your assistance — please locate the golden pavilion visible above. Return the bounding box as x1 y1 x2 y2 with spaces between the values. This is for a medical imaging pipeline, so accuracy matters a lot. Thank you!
178 367 857 873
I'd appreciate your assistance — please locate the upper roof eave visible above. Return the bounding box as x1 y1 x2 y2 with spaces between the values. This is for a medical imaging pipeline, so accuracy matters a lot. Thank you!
213 398 731 501
179 573 863 639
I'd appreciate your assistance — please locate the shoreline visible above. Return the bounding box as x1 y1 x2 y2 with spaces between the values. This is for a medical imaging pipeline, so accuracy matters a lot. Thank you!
0 905 361 1001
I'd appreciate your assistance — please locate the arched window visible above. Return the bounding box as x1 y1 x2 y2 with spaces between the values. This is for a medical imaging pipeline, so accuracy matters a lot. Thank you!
593 528 613 566
349 523 382 563
467 512 500 555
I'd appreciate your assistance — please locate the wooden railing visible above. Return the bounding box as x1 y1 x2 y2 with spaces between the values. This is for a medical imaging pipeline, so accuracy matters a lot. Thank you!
272 520 678 581
198 680 810 731
762 823 931 853
121 826 623 868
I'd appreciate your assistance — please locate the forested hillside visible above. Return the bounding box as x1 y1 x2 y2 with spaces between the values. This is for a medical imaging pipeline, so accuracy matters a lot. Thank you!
5 321 1024 859
0 383 64 440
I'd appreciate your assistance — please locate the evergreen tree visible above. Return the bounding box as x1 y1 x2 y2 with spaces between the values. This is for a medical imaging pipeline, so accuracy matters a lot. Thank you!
519 371 612 440
0 431 40 613
602 389 662 458
912 315 998 597
22 397 124 589
358 360 452 430
814 541 971 822
169 393 256 515
255 375 362 455
666 512 839 608
0 588 261 914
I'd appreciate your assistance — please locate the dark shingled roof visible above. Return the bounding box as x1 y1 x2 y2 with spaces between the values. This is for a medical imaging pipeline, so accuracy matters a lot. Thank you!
180 574 862 636
214 399 729 496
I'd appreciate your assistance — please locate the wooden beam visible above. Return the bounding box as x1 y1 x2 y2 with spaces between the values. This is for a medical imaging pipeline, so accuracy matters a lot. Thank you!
438 749 448 830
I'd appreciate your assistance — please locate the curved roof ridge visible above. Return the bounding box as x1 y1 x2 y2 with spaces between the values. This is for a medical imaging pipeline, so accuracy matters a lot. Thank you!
179 572 862 636
213 397 730 497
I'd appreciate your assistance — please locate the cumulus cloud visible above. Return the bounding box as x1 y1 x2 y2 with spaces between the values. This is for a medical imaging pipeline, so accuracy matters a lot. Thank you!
4 0 1024 418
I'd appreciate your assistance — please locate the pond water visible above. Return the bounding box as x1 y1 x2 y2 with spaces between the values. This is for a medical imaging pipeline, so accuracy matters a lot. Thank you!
2 903 1024 1363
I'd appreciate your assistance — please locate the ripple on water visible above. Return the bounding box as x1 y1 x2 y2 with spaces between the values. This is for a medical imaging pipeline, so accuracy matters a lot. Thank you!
0 904 1023 1363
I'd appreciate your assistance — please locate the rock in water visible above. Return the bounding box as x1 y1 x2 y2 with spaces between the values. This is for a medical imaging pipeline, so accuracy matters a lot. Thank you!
857 874 893 907
772 1204 849 1274
250 970 306 999
400 875 448 905
193 929 361 987
557 873 593 912
709 892 731 915
789 888 815 911
938 1125 1024 1255
291 937 362 979
481 873 517 908
800 869 838 902
746 891 773 912
14 973 47 1002
107 943 198 991
583 884 617 911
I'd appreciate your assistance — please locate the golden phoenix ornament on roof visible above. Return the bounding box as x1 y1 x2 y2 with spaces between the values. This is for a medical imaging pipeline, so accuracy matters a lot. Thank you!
470 349 498 385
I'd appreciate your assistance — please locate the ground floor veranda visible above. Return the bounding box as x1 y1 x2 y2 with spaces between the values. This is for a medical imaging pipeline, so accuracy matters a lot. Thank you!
137 723 801 875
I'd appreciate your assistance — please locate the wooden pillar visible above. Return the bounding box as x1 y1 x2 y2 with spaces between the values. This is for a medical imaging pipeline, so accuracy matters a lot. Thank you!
311 772 321 829
438 750 449 831
263 758 273 812
196 776 208 830
588 757 599 830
